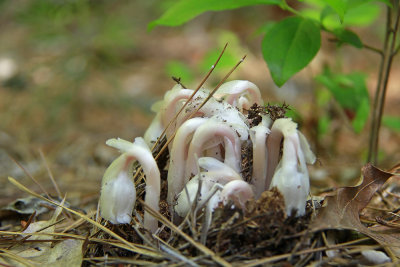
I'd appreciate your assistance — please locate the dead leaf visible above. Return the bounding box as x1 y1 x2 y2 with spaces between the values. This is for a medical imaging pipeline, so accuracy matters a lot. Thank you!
0 198 83 267
310 163 400 256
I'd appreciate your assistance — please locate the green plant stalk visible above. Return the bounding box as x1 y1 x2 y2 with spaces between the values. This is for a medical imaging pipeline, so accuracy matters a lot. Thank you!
368 1 400 164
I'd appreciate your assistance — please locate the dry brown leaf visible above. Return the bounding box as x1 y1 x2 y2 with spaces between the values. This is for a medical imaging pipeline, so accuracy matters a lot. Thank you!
311 163 400 256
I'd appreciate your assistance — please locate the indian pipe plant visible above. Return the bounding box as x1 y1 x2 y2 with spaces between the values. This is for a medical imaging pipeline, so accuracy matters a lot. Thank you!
99 72 316 234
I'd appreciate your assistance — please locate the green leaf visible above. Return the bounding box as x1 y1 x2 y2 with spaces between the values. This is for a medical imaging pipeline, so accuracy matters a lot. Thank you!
304 0 381 30
262 16 321 87
343 1 380 26
333 29 363 48
323 0 347 22
316 70 370 133
383 116 400 132
352 97 369 133
148 0 281 30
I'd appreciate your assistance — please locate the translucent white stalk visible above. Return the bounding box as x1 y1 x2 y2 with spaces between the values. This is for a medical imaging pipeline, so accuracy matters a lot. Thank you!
249 123 270 198
268 119 314 216
185 119 241 179
175 157 242 217
106 137 160 233
167 117 208 206
265 119 285 189
144 112 163 146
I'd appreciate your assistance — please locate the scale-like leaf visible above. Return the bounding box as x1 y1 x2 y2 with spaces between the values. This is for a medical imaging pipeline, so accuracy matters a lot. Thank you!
149 0 281 30
262 16 321 87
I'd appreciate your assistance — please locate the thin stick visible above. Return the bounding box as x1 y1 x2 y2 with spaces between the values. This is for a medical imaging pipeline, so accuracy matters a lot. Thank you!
39 149 62 199
0 248 36 267
242 237 370 267
371 2 400 164
368 4 400 164
7 177 159 257
368 6 391 164
138 199 231 267
172 76 188 89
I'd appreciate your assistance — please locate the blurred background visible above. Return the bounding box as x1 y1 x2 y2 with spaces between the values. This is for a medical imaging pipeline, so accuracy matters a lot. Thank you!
0 0 399 207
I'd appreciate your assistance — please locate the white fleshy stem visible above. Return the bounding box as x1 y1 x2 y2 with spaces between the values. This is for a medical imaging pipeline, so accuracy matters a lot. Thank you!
167 117 208 206
268 119 312 216
175 157 242 217
270 133 309 216
185 119 241 179
143 112 163 146
106 137 161 233
249 123 270 198
204 142 224 161
161 88 195 140
265 119 286 190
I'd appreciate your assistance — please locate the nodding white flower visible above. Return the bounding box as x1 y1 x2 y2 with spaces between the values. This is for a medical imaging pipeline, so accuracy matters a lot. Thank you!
269 118 315 216
101 137 161 233
214 80 264 111
100 153 136 224
220 180 254 210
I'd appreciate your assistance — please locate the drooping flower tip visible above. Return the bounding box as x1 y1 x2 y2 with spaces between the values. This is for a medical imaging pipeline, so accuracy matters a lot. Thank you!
100 169 136 224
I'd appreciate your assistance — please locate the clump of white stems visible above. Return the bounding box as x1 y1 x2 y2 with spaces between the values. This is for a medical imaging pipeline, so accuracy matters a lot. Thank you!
100 77 316 233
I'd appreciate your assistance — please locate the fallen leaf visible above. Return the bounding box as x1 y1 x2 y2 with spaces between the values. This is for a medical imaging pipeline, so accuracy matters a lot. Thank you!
0 198 83 267
311 163 400 256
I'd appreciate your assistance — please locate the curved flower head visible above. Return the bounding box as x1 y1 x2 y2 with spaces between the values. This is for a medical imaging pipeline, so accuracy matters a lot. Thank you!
220 180 254 210
100 154 136 224
101 137 161 233
214 80 264 111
